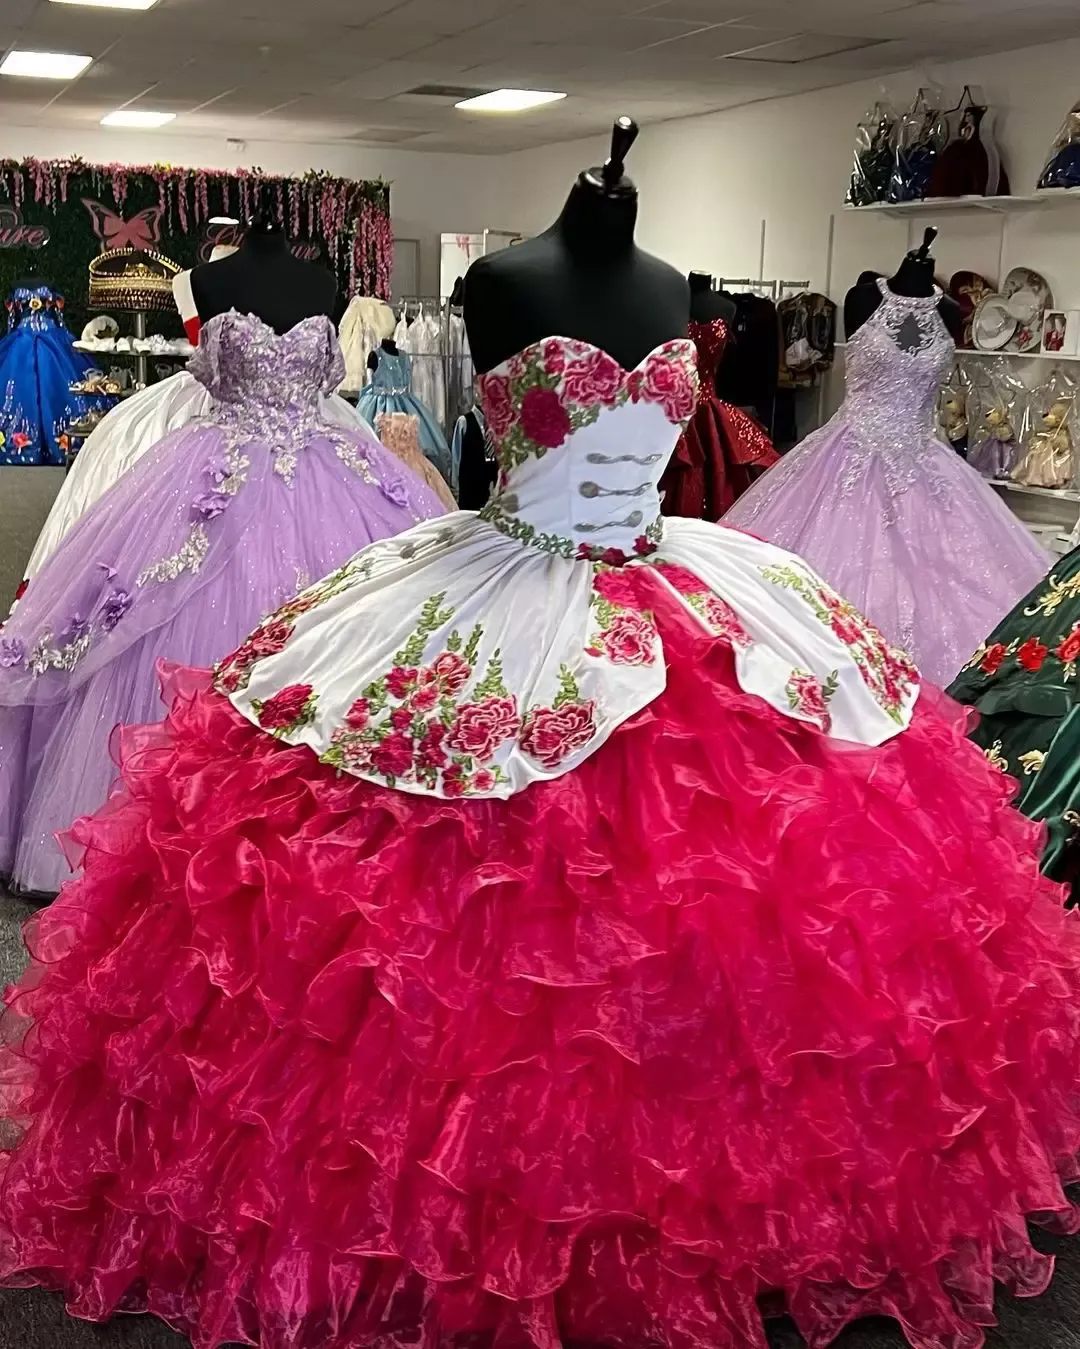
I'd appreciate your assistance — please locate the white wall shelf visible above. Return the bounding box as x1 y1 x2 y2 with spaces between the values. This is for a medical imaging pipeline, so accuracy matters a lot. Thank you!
836 342 1080 363
955 347 1080 364
844 191 1080 219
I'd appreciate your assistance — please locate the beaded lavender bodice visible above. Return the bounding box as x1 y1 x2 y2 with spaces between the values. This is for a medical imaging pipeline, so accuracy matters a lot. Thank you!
839 279 955 499
188 311 346 414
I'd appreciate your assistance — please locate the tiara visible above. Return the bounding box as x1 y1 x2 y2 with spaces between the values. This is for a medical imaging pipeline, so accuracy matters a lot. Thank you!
88 247 181 313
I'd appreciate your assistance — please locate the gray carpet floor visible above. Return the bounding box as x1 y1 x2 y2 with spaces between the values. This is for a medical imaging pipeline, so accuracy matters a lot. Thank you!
0 903 1077 1349
0 465 64 611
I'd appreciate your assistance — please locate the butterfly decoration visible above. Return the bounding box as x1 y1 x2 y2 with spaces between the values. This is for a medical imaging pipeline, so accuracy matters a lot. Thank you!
81 200 164 252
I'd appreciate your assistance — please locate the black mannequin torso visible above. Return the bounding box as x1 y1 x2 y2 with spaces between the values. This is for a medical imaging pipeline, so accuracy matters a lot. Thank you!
189 223 337 335
368 336 399 372
844 254 963 344
688 272 736 327
464 126 688 373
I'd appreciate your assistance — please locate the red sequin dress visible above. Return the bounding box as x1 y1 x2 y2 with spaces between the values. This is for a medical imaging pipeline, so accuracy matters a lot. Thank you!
660 317 779 520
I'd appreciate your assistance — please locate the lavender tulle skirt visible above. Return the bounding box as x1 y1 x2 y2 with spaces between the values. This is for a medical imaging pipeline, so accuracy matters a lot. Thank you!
0 422 444 895
724 423 1049 685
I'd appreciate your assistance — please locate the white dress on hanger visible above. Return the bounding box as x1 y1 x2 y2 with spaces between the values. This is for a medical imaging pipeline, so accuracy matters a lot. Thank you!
338 296 396 396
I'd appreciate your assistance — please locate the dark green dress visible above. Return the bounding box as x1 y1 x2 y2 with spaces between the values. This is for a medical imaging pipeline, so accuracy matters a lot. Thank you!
948 545 1080 889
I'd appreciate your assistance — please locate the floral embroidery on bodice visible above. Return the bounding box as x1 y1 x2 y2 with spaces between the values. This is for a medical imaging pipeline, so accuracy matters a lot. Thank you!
190 310 345 421
475 337 699 559
6 285 68 334
839 279 956 499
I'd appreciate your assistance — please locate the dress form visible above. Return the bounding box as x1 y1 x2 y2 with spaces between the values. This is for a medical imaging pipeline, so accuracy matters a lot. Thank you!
464 118 689 372
844 229 963 343
688 272 736 327
189 216 336 335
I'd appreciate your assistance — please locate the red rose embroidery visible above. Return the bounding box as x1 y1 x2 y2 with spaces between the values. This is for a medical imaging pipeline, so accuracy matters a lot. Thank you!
244 617 294 660
480 375 516 440
473 768 496 793
519 386 572 450
653 561 708 595
562 349 624 408
1057 626 1080 663
386 666 419 700
391 705 414 732
217 665 244 694
257 683 314 730
830 611 865 646
372 732 414 779
704 596 751 646
417 722 448 769
788 672 831 732
411 680 440 713
346 698 370 729
599 612 657 666
432 651 471 694
633 536 657 556
520 700 597 769
639 355 694 422
980 643 1007 676
542 339 567 376
447 695 521 761
443 764 468 798
592 569 643 608
600 547 626 566
1017 637 1049 672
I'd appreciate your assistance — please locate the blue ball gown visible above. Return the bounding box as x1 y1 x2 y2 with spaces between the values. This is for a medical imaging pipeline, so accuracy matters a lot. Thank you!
0 284 111 466
357 345 452 483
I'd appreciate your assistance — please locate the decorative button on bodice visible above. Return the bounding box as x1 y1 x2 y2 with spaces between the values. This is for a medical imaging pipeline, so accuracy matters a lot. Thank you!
476 336 698 559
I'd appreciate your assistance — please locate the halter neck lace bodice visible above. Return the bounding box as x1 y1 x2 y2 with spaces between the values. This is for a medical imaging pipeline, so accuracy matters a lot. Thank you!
839 280 955 497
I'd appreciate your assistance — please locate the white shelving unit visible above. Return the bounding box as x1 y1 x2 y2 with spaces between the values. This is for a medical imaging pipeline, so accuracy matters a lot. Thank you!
843 190 1080 219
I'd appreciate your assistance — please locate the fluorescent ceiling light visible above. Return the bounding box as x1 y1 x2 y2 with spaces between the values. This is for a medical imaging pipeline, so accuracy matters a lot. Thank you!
101 109 175 127
455 89 566 113
49 0 160 8
0 49 93 79
208 216 239 225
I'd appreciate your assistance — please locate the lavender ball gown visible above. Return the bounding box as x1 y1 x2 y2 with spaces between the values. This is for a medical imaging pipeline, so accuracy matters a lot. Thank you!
0 311 445 894
724 279 1048 684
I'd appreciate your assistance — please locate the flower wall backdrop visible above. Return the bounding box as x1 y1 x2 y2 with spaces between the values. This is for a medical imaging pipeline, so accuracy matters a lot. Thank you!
0 158 392 334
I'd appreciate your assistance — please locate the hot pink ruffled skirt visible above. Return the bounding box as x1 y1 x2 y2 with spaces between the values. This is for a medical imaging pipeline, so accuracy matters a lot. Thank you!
2 575 1080 1349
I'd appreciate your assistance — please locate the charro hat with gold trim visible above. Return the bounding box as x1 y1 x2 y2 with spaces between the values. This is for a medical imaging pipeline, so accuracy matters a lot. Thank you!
88 247 181 312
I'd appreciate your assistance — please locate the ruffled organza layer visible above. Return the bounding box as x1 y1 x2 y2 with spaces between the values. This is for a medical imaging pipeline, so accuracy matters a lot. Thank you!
2 574 1080 1349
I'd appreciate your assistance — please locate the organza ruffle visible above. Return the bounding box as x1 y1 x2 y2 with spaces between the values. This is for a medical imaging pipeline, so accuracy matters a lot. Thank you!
3 575 1080 1349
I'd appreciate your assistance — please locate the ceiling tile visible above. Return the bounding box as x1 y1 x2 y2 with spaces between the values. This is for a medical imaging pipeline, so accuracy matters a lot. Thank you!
0 0 1076 153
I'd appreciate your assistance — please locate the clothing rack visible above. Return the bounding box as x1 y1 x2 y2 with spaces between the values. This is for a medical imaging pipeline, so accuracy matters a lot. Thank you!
718 278 809 302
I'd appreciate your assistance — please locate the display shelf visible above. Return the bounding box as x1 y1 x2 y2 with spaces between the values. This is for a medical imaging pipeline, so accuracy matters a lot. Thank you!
835 342 1080 363
955 347 1080 364
73 340 192 357
992 479 1080 504
843 190 1080 219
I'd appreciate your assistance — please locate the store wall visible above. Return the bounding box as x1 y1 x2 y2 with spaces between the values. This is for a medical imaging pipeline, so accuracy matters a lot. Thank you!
492 37 1080 323
0 124 501 298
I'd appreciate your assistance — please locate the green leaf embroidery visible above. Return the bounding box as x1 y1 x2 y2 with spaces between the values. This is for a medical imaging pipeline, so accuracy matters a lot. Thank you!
552 664 581 709
462 622 483 666
474 650 508 699
393 591 455 667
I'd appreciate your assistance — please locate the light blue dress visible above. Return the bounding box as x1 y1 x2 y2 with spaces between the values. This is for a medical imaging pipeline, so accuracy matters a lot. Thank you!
358 347 452 483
